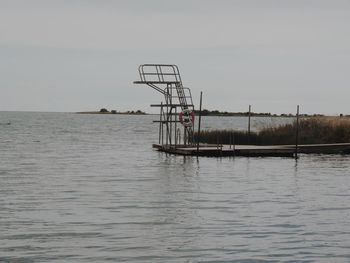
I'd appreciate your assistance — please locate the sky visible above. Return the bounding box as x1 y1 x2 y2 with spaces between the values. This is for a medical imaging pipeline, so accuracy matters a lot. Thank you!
1 0 350 114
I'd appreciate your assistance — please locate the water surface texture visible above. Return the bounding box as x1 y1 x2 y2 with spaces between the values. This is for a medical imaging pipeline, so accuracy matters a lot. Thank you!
1 112 350 262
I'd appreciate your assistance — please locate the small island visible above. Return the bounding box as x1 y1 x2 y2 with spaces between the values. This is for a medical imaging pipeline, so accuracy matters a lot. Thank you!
76 108 146 115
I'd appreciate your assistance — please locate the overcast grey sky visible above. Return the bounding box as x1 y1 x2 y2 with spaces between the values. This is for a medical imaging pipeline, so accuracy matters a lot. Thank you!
1 0 350 114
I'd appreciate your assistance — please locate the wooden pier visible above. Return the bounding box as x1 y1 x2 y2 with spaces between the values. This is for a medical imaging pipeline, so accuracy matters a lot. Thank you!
133 64 350 158
153 143 350 157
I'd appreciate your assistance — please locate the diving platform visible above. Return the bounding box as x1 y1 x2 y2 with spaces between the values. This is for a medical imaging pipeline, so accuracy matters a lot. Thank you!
134 64 195 147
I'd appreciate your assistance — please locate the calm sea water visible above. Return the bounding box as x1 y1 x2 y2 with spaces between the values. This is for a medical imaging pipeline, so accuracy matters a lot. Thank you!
1 112 350 262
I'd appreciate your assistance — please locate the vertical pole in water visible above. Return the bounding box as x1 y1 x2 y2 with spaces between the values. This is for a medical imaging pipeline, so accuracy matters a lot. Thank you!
248 105 251 145
161 104 164 146
159 102 162 145
175 106 177 148
166 107 170 146
197 91 203 154
229 132 232 149
165 87 170 146
233 133 235 156
169 88 172 146
295 105 300 159
169 108 172 146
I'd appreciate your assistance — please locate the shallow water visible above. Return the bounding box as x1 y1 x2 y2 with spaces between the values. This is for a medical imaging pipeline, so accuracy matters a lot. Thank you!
1 112 350 262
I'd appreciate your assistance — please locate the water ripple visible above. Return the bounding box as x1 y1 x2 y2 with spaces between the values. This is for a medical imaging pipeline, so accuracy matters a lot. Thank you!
1 112 350 262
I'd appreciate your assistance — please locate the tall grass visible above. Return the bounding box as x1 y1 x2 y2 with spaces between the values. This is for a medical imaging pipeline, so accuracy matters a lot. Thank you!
194 117 350 145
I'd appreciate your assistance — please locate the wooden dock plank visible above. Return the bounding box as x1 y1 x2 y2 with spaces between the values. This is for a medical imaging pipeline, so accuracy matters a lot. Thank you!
153 143 350 157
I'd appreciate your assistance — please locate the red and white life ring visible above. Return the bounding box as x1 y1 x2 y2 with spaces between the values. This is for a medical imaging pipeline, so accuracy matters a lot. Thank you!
179 110 195 127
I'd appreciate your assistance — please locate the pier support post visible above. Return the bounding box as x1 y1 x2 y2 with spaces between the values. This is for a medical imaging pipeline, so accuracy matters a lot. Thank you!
197 91 203 154
159 102 163 145
248 105 251 145
295 105 300 159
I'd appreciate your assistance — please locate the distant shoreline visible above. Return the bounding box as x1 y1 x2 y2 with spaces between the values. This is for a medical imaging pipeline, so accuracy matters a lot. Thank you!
76 111 147 115
74 108 346 117
75 111 346 117
75 108 147 115
193 109 332 118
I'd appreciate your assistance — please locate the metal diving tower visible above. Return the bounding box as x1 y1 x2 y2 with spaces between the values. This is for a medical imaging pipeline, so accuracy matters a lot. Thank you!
134 64 195 147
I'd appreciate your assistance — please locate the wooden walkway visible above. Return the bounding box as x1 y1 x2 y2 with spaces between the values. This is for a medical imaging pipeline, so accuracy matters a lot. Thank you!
153 143 350 157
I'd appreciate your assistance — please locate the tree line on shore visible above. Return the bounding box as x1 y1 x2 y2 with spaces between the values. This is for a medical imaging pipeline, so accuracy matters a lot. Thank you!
99 108 146 114
194 109 328 117
76 108 146 115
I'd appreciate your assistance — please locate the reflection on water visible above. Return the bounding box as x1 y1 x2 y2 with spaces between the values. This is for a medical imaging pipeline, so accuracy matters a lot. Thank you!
1 112 350 262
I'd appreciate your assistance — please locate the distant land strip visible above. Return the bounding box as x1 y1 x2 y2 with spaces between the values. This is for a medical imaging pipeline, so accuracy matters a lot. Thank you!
76 108 146 115
193 109 347 118
76 108 348 117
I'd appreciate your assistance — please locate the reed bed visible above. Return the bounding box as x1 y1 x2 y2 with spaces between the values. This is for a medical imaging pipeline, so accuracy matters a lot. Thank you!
194 117 350 145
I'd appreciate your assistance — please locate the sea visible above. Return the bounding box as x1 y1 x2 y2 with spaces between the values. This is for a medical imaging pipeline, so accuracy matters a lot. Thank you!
1 112 350 262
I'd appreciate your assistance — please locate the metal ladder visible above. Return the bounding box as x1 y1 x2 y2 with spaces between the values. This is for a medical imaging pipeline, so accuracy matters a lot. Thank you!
175 82 189 111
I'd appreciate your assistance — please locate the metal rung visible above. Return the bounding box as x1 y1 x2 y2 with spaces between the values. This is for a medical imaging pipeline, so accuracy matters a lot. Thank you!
134 81 180 84
153 120 182 123
151 103 194 106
